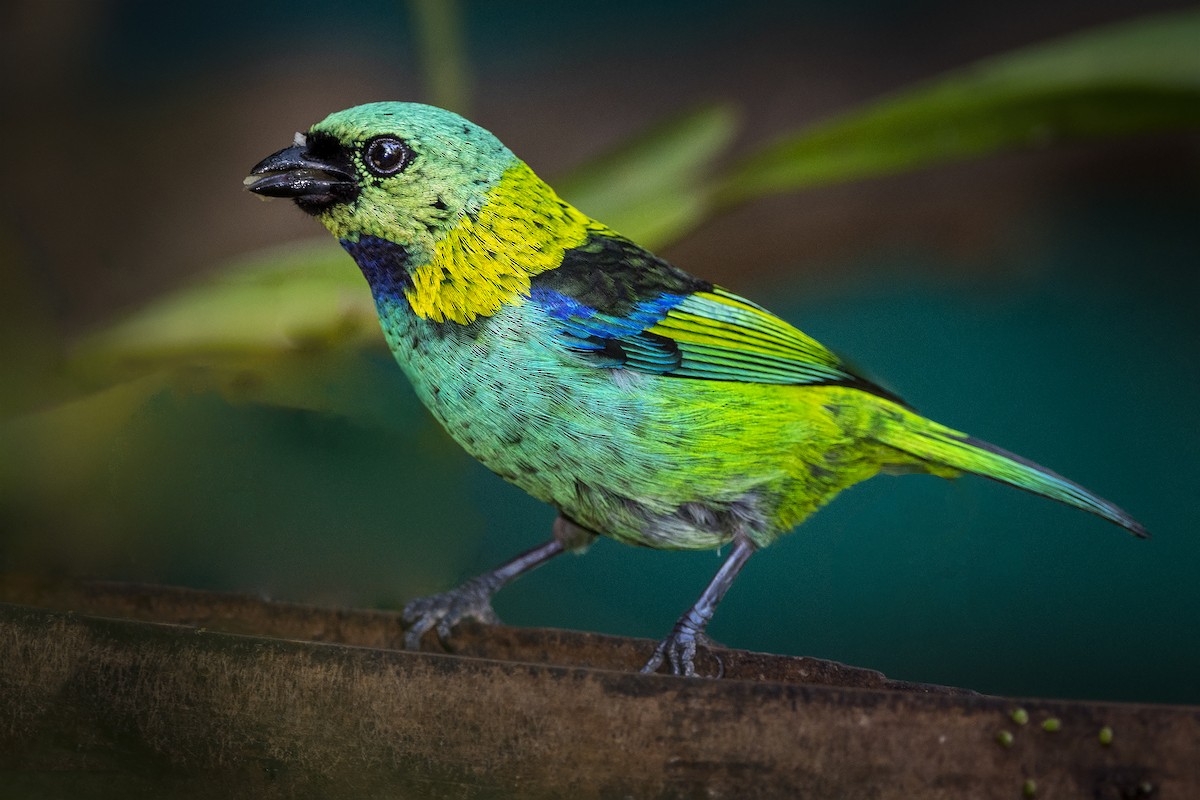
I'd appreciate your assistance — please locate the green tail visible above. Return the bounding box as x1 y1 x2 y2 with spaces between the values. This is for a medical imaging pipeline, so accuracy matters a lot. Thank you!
874 406 1148 538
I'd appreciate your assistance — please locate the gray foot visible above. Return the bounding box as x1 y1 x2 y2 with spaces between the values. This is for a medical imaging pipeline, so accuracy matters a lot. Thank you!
401 576 501 650
400 536 572 650
641 629 724 678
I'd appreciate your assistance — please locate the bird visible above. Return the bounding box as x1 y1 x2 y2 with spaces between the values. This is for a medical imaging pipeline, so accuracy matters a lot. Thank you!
246 101 1147 677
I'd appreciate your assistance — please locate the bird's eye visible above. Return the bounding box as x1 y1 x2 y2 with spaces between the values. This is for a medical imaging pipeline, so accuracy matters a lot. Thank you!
362 136 413 177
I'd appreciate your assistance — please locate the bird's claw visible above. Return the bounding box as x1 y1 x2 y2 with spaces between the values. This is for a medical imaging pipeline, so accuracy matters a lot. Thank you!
641 628 724 678
401 577 501 650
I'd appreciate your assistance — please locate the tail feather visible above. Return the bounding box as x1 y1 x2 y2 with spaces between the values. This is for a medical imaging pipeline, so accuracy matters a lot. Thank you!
874 408 1148 538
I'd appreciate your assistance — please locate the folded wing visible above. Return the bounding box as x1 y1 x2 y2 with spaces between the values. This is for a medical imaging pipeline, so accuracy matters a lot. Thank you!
528 230 904 403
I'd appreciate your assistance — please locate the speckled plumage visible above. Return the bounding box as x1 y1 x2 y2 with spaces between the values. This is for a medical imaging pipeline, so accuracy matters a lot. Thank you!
248 102 1146 675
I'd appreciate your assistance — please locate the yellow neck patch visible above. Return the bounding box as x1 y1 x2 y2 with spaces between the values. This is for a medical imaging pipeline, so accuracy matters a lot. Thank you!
405 162 592 324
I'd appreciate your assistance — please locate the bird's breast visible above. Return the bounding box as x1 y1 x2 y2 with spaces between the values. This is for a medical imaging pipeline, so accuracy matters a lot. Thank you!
374 298 605 490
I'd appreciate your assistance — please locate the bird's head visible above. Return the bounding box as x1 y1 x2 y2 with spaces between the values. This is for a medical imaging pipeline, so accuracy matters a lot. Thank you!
247 102 596 324
245 102 515 259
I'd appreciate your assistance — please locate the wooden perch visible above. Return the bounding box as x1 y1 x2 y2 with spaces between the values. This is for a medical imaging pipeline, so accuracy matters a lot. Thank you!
1 577 1195 798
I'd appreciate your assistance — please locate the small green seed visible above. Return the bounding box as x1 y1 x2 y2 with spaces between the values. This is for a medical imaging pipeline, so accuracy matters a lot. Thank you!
1011 708 1030 726
996 730 1014 748
1041 718 1061 733
1022 778 1037 797
1099 726 1114 746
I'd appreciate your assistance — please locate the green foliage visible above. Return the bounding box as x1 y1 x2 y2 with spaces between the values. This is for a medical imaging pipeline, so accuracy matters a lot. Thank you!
555 103 739 249
718 8 1200 201
70 240 375 388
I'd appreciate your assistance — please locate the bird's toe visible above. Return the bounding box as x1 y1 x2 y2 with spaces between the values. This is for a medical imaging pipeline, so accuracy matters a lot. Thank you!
641 630 722 678
401 579 502 650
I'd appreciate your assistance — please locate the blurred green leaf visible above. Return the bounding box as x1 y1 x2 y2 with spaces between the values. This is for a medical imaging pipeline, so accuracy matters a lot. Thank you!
33 238 403 426
69 238 381 387
718 9 1200 202
556 103 739 249
2 238 408 478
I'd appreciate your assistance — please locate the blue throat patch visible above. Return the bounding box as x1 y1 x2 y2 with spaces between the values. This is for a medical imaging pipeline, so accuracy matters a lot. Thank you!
341 236 413 302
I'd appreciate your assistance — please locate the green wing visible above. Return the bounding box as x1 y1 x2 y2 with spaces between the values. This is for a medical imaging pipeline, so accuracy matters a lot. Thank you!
531 279 904 402
647 287 851 383
528 227 902 400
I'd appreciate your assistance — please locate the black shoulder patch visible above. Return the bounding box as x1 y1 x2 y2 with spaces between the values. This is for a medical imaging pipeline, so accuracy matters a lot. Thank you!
533 229 711 316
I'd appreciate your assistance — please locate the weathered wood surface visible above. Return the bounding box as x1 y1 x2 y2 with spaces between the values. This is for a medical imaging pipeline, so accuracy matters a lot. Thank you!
1 578 1195 798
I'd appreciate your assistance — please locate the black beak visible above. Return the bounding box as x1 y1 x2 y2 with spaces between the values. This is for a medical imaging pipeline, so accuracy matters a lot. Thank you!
245 141 358 214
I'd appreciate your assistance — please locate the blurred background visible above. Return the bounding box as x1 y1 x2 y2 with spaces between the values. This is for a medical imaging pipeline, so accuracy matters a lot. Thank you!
1 0 1197 703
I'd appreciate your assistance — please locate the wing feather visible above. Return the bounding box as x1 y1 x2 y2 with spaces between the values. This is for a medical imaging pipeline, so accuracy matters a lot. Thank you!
526 229 904 402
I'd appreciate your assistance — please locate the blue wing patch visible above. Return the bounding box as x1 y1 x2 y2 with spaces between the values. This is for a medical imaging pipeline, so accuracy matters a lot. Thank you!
531 286 686 373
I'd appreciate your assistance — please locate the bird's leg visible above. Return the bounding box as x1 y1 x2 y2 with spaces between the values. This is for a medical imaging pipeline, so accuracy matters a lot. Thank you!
642 536 757 678
402 515 596 649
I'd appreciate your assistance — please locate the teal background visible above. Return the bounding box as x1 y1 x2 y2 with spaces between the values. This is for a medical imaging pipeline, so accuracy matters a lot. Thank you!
1 1 1196 704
